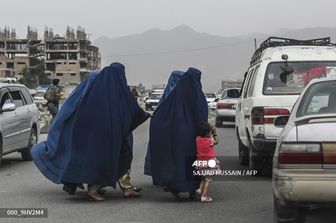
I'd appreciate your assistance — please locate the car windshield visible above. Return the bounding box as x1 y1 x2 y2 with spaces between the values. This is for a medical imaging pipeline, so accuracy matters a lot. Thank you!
263 61 336 95
35 92 45 97
205 93 216 98
149 94 162 99
36 85 49 91
297 80 336 117
221 89 240 99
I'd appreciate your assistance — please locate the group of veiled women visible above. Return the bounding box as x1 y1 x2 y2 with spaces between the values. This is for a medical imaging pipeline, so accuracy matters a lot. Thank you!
31 62 212 202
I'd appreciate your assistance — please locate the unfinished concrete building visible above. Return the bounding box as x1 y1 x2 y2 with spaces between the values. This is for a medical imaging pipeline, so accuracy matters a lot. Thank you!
44 26 101 84
0 26 101 84
0 26 43 79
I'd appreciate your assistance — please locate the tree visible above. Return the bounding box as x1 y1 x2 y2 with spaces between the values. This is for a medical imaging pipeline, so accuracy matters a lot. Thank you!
21 59 47 88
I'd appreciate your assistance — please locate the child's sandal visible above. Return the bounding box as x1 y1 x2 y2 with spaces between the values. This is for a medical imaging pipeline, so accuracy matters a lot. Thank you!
201 196 213 202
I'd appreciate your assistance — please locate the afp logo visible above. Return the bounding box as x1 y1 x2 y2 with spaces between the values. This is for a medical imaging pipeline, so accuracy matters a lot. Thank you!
192 159 217 168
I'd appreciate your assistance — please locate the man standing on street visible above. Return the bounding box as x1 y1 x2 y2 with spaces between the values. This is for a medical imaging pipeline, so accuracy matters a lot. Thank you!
44 78 61 122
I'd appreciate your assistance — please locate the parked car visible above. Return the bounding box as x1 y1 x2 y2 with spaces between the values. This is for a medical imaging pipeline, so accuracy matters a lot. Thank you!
209 98 219 110
235 37 336 174
0 84 39 166
215 88 240 126
273 77 336 222
33 89 47 105
204 93 218 110
36 85 49 91
145 90 163 111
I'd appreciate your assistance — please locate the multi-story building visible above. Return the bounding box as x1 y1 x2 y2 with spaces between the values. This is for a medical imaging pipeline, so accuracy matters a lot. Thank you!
0 26 101 85
0 26 43 79
44 26 101 84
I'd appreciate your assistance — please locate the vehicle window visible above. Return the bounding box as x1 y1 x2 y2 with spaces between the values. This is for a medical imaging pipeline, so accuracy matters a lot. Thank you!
263 61 336 95
1 92 12 108
243 68 254 98
221 90 227 99
205 93 216 98
149 94 162 99
35 91 45 97
247 65 260 97
220 89 240 99
297 81 336 117
10 91 25 108
21 88 34 104
239 72 248 96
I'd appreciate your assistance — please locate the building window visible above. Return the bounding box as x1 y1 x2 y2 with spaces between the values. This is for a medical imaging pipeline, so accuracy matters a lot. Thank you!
69 62 76 64
17 62 26 65
56 73 63 76
56 62 62 64
70 73 76 76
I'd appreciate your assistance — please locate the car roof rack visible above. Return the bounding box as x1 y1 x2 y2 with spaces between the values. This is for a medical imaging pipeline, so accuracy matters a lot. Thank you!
250 37 334 66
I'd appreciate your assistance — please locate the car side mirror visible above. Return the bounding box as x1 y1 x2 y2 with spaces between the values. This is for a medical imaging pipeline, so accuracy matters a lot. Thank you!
2 103 16 112
214 98 219 102
274 115 290 127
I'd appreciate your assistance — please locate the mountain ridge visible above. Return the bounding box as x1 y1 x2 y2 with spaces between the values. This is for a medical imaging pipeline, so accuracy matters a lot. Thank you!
93 25 336 91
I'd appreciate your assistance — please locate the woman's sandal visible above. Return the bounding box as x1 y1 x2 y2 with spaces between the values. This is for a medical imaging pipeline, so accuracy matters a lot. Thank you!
123 190 141 198
201 196 213 203
88 191 105 201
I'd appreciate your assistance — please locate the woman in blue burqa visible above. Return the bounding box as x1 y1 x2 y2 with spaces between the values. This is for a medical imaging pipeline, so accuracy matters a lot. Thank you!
147 67 208 199
144 70 184 176
31 62 150 201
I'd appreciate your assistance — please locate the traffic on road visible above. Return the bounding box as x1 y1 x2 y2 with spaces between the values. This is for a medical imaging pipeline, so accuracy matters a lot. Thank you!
0 37 335 223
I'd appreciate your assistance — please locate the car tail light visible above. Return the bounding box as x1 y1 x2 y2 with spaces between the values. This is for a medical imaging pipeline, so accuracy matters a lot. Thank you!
322 143 336 164
251 107 290 125
217 103 233 109
278 143 322 164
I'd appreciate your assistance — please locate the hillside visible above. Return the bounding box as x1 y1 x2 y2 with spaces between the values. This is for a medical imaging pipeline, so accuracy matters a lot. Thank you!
93 26 336 91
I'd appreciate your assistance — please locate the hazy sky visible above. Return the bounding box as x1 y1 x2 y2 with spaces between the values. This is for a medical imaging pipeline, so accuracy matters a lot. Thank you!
2 0 336 40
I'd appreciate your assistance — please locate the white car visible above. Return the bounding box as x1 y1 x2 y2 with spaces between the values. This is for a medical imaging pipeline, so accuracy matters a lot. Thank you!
215 88 240 126
235 37 336 175
205 93 218 110
145 90 163 111
273 77 336 222
33 90 47 105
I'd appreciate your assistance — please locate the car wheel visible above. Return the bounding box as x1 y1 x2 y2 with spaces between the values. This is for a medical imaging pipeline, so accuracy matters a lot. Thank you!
274 197 306 223
21 128 37 161
248 141 263 176
238 137 249 166
215 117 222 127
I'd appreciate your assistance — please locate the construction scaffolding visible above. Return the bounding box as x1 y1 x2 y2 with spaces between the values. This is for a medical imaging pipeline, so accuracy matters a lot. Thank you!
0 26 101 84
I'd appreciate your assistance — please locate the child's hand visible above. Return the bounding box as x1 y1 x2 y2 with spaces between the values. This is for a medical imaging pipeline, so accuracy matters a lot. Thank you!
211 127 217 135
211 127 218 145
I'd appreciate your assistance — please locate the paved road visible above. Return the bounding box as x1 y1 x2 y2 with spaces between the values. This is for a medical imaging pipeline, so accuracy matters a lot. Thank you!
0 119 334 223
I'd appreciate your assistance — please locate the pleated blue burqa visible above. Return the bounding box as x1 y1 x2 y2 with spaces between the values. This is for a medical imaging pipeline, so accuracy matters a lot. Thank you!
31 62 150 194
148 67 208 192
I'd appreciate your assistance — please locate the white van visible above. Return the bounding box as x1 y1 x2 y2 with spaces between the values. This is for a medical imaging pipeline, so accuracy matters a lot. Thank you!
235 37 336 174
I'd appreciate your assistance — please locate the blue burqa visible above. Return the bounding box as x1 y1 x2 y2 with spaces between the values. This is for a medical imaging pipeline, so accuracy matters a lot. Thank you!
148 67 208 192
31 63 150 194
144 70 184 176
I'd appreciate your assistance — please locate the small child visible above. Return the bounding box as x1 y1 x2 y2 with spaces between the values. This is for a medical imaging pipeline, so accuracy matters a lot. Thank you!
195 121 219 202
